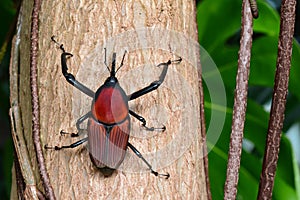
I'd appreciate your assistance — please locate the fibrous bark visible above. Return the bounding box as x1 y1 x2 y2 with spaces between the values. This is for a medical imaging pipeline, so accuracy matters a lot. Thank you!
10 0 208 199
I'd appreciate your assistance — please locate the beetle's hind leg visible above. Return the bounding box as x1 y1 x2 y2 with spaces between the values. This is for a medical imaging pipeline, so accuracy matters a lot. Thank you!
45 112 90 150
45 137 88 150
129 110 166 132
128 142 170 179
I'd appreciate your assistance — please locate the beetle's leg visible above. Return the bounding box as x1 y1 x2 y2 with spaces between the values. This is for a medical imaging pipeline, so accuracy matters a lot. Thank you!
45 112 90 149
44 137 88 150
51 36 95 98
60 111 91 137
128 142 170 179
129 110 165 131
76 112 91 131
61 52 94 97
128 57 182 101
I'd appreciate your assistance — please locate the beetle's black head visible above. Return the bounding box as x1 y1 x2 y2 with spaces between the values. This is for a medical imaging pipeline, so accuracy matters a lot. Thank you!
104 75 118 86
103 52 118 85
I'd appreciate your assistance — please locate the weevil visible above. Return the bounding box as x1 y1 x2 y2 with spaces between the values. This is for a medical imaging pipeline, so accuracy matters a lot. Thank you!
45 36 181 178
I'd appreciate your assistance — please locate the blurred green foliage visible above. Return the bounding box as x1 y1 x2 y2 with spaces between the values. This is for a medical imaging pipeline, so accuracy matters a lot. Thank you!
197 0 300 199
0 0 17 199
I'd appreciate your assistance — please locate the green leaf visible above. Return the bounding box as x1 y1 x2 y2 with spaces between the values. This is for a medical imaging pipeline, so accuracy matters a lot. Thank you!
197 0 242 52
252 1 280 36
289 40 300 101
198 0 300 199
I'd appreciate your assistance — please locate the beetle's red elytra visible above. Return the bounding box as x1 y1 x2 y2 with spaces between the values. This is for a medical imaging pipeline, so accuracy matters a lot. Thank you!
45 36 182 178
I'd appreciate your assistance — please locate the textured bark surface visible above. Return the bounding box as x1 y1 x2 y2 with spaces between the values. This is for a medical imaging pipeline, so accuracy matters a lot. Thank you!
258 0 296 199
224 0 253 199
11 0 207 199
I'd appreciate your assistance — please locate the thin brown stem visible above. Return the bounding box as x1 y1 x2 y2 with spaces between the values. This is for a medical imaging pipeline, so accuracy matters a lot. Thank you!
257 0 296 199
30 0 56 199
223 0 253 199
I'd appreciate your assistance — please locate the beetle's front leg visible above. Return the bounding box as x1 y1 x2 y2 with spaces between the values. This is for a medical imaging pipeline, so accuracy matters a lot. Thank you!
51 36 95 98
128 57 182 101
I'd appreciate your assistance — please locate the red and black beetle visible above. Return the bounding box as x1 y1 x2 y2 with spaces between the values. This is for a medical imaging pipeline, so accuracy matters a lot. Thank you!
46 36 181 178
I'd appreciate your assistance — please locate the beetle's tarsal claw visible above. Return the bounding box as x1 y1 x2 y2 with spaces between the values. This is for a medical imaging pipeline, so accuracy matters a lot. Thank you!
51 35 57 43
71 133 79 137
151 170 170 179
164 172 170 179
171 57 182 64
44 144 62 151
54 146 62 150
59 44 65 52
143 125 166 132
51 36 67 52
60 130 67 135
160 125 166 132
157 56 182 68
60 130 78 137
44 145 54 150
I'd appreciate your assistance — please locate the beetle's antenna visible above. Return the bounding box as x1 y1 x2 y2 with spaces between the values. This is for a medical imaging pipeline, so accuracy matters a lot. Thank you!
104 48 110 73
115 50 127 74
51 35 66 53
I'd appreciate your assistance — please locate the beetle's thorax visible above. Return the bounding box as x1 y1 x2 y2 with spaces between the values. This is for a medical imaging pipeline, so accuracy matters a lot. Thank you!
92 77 129 124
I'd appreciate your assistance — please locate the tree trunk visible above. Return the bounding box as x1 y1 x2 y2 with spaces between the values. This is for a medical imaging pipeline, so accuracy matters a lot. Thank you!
10 0 208 199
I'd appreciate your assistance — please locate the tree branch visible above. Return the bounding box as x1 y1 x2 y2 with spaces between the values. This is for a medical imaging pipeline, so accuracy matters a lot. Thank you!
257 0 296 199
224 0 253 199
30 0 56 199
